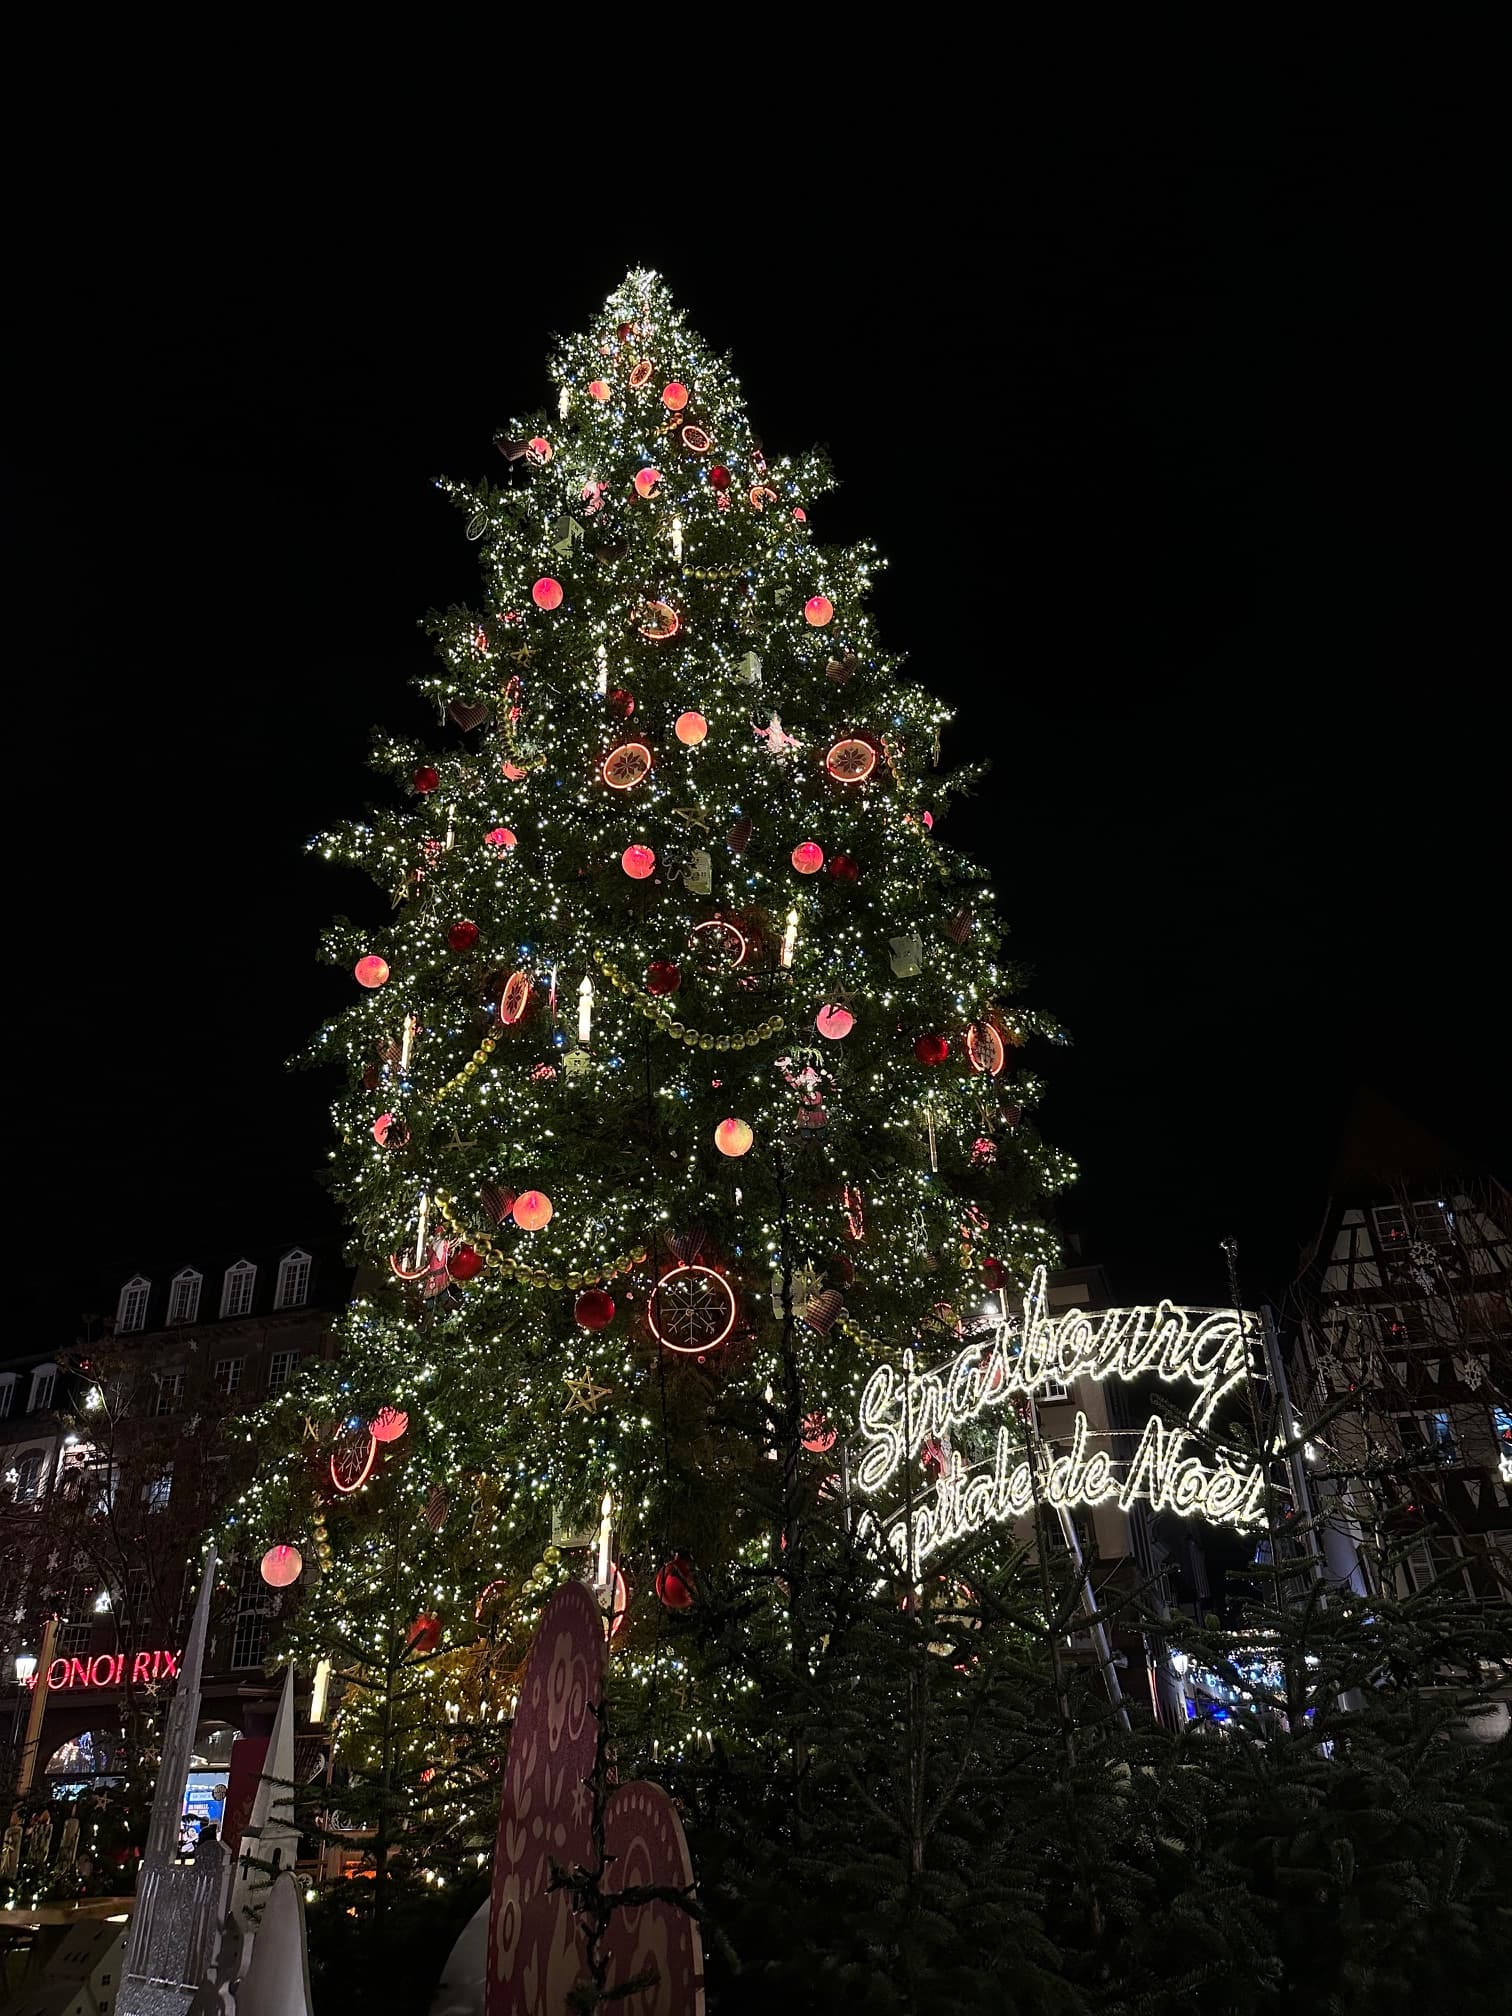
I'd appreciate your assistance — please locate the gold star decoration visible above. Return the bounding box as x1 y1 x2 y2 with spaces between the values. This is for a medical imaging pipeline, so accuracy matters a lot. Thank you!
562 1371 613 1416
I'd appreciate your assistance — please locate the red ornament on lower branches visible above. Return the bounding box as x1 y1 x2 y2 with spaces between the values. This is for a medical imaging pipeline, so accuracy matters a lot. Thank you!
914 1033 950 1066
574 1288 616 1331
655 1554 697 1610
406 1613 443 1655
448 1245 484 1282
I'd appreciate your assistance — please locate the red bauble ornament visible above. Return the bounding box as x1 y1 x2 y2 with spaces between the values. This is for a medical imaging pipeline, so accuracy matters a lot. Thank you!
914 1033 950 1066
801 1412 838 1455
661 382 689 411
413 765 440 794
804 595 833 627
708 464 731 490
448 1245 484 1282
447 919 480 953
791 841 825 875
655 1554 697 1610
646 959 682 996
260 1544 303 1589
406 1613 443 1656
982 1257 1007 1291
354 955 390 990
815 1003 854 1040
532 576 564 610
827 853 859 883
372 1113 409 1149
484 826 517 850
606 687 636 718
370 1405 409 1443
622 844 656 880
574 1289 616 1331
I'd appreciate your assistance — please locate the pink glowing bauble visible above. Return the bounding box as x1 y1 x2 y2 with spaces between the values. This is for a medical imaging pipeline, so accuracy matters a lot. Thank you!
448 1245 484 1282
621 844 656 880
532 576 564 610
370 1405 409 1443
574 1288 616 1331
661 381 689 410
588 379 610 402
790 841 825 875
502 760 529 781
511 1190 554 1230
801 1411 838 1455
447 919 480 952
793 507 807 522
413 765 440 793
804 595 833 627
484 826 517 849
634 467 661 498
815 1004 854 1040
260 1544 303 1589
527 435 552 463
674 711 708 746
715 1117 754 1158
372 1113 403 1147
354 955 390 989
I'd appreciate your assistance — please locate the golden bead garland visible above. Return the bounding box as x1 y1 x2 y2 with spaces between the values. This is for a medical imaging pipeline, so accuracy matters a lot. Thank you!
593 949 785 1051
432 1191 647 1291
431 1026 500 1102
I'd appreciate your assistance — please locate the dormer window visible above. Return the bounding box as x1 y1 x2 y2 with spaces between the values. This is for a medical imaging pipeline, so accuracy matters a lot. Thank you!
167 1268 203 1326
220 1260 257 1319
116 1276 151 1334
274 1249 312 1311
0 1375 14 1420
29 1364 58 1413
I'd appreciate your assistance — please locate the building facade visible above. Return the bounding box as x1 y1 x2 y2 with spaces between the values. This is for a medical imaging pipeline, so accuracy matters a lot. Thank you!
1288 1173 1511 1606
1 1244 347 1805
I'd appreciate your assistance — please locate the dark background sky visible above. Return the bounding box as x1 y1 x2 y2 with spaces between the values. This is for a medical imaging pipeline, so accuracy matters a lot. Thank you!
14 80 1504 1337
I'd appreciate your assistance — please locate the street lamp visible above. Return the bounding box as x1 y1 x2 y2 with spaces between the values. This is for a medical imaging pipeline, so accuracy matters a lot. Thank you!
12 1652 36 1687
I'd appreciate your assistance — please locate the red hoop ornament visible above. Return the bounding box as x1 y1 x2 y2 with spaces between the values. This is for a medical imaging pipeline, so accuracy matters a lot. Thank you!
825 737 878 783
649 1262 738 1355
690 917 748 967
371 1405 409 1443
679 425 712 454
966 1018 1007 1077
330 1423 378 1495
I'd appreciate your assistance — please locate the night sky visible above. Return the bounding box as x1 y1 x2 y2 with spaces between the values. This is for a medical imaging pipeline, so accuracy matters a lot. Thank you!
17 89 1503 1340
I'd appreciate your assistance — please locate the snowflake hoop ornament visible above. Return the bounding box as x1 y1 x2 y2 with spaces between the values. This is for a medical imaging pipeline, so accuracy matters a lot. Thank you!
649 1263 738 1355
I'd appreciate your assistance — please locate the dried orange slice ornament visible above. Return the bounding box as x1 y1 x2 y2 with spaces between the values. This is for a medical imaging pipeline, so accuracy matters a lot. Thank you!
603 741 654 789
680 424 712 454
825 737 878 783
966 1019 1006 1077
635 600 681 642
628 358 654 389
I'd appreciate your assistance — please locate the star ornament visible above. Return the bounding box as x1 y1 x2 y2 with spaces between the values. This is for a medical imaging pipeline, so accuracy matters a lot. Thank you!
562 1371 613 1416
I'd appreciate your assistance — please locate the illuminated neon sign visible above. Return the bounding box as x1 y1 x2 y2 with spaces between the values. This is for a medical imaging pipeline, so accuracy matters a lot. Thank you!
33 1649 181 1691
854 1265 1270 1574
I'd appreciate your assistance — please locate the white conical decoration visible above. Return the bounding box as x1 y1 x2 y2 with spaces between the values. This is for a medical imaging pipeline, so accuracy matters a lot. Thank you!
231 1665 301 1935
234 1871 315 2016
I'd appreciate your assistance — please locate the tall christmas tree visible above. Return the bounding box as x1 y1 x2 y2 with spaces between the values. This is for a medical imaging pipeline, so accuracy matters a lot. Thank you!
231 271 1070 1868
